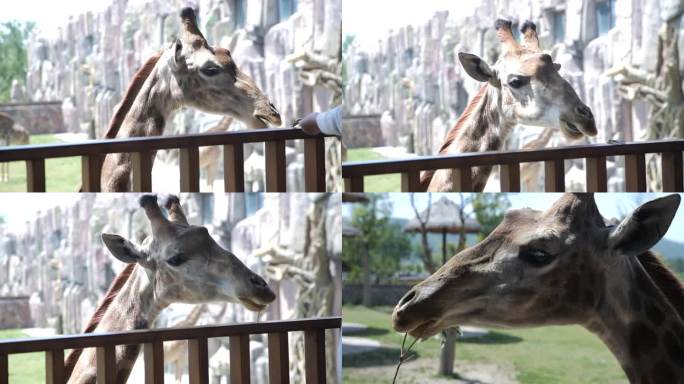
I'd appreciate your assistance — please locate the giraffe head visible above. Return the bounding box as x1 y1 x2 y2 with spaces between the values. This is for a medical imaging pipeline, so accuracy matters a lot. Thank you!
393 193 680 339
458 20 596 140
167 8 281 128
101 195 276 311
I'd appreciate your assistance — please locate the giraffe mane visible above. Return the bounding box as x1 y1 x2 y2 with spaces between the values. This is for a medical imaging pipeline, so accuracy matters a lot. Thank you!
102 52 162 139
418 84 489 191
64 263 137 380
637 251 684 320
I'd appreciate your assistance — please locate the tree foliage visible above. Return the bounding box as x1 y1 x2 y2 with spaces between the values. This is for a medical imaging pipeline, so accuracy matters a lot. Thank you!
343 194 411 283
0 21 34 102
471 193 511 239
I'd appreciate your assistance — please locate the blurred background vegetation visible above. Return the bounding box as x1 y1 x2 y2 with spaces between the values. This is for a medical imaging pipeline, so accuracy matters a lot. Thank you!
0 21 34 102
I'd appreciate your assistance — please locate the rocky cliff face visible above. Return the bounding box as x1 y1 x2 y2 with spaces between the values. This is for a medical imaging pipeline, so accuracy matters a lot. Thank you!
343 0 680 155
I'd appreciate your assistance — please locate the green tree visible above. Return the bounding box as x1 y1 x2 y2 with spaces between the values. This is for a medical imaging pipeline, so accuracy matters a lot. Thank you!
0 21 34 102
471 193 511 238
343 194 410 284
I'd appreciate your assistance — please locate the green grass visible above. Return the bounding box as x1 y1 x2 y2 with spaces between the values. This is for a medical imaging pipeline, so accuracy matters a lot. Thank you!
346 148 401 192
343 305 627 384
0 134 81 192
0 329 45 384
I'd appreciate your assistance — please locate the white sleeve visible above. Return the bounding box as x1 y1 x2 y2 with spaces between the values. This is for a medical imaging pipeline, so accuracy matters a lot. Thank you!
315 107 342 137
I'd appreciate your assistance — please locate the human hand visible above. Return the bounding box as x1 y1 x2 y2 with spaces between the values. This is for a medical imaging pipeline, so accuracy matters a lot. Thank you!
294 112 321 135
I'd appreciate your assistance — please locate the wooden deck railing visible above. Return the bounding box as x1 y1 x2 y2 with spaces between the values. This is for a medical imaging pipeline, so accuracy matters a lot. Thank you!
0 316 341 384
0 128 331 192
343 139 684 192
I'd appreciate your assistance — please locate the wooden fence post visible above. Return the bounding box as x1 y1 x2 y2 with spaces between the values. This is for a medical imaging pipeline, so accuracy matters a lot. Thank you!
662 151 683 192
96 346 117 383
499 163 520 192
586 156 607 192
401 171 421 192
132 151 153 192
625 154 646 192
304 329 326 384
265 141 287 191
268 332 290 384
45 349 65 384
230 335 250 384
304 137 326 192
544 159 565 192
179 147 200 192
224 144 245 192
144 341 164 384
188 338 209 384
81 155 102 192
26 159 45 192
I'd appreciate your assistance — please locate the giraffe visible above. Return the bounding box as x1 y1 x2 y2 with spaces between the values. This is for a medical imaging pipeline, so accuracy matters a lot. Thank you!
0 112 29 182
65 195 276 384
421 20 597 192
520 127 554 191
100 7 282 191
199 116 234 189
393 193 684 383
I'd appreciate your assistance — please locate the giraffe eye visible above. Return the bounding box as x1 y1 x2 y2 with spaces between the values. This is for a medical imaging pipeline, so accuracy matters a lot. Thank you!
519 249 553 267
508 76 529 89
200 65 221 77
166 253 187 267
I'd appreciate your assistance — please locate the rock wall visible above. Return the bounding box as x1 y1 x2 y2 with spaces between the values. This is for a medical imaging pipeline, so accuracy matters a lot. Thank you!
0 102 65 134
343 0 680 155
0 297 33 329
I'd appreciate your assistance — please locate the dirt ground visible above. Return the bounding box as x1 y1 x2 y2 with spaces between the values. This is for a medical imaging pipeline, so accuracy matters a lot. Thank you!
345 357 519 384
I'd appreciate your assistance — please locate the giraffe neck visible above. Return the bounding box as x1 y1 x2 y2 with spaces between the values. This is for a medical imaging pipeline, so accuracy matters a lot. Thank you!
68 265 167 384
101 55 182 191
428 85 514 192
586 256 684 383
118 61 180 138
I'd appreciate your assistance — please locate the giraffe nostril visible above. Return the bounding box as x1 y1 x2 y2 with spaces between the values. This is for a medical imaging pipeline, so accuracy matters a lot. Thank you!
250 275 266 288
575 105 593 120
398 289 417 308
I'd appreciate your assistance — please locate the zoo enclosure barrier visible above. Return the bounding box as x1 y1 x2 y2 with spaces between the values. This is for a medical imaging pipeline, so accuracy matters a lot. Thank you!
342 139 684 192
0 128 332 192
0 316 341 384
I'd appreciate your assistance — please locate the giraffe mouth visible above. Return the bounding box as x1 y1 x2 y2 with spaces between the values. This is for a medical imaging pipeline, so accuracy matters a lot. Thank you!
404 319 441 340
559 119 584 139
238 297 269 312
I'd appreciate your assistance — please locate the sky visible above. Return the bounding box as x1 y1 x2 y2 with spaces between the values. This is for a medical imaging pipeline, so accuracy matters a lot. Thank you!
343 193 684 242
0 0 145 39
343 0 474 49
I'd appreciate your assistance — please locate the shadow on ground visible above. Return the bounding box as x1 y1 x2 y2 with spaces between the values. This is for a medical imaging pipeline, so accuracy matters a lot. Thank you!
343 346 413 368
344 326 389 337
459 330 522 345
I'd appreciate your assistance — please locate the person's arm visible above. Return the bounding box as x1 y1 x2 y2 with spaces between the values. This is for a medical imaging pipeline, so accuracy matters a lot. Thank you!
295 107 342 137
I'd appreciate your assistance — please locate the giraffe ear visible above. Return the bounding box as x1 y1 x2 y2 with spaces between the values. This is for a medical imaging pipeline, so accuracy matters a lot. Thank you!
172 39 187 72
458 52 498 86
102 233 147 264
608 195 681 257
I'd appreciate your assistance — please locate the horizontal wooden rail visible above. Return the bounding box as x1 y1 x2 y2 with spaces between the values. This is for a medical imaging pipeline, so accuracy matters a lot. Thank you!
0 128 333 192
342 139 684 192
0 317 340 384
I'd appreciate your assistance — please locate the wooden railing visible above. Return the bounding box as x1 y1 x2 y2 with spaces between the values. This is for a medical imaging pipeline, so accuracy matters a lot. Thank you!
0 316 341 384
343 139 684 192
0 128 331 192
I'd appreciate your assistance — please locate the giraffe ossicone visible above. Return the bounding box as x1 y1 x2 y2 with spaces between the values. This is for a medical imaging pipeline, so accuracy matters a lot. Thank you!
393 193 684 382
422 19 597 192
66 194 275 383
